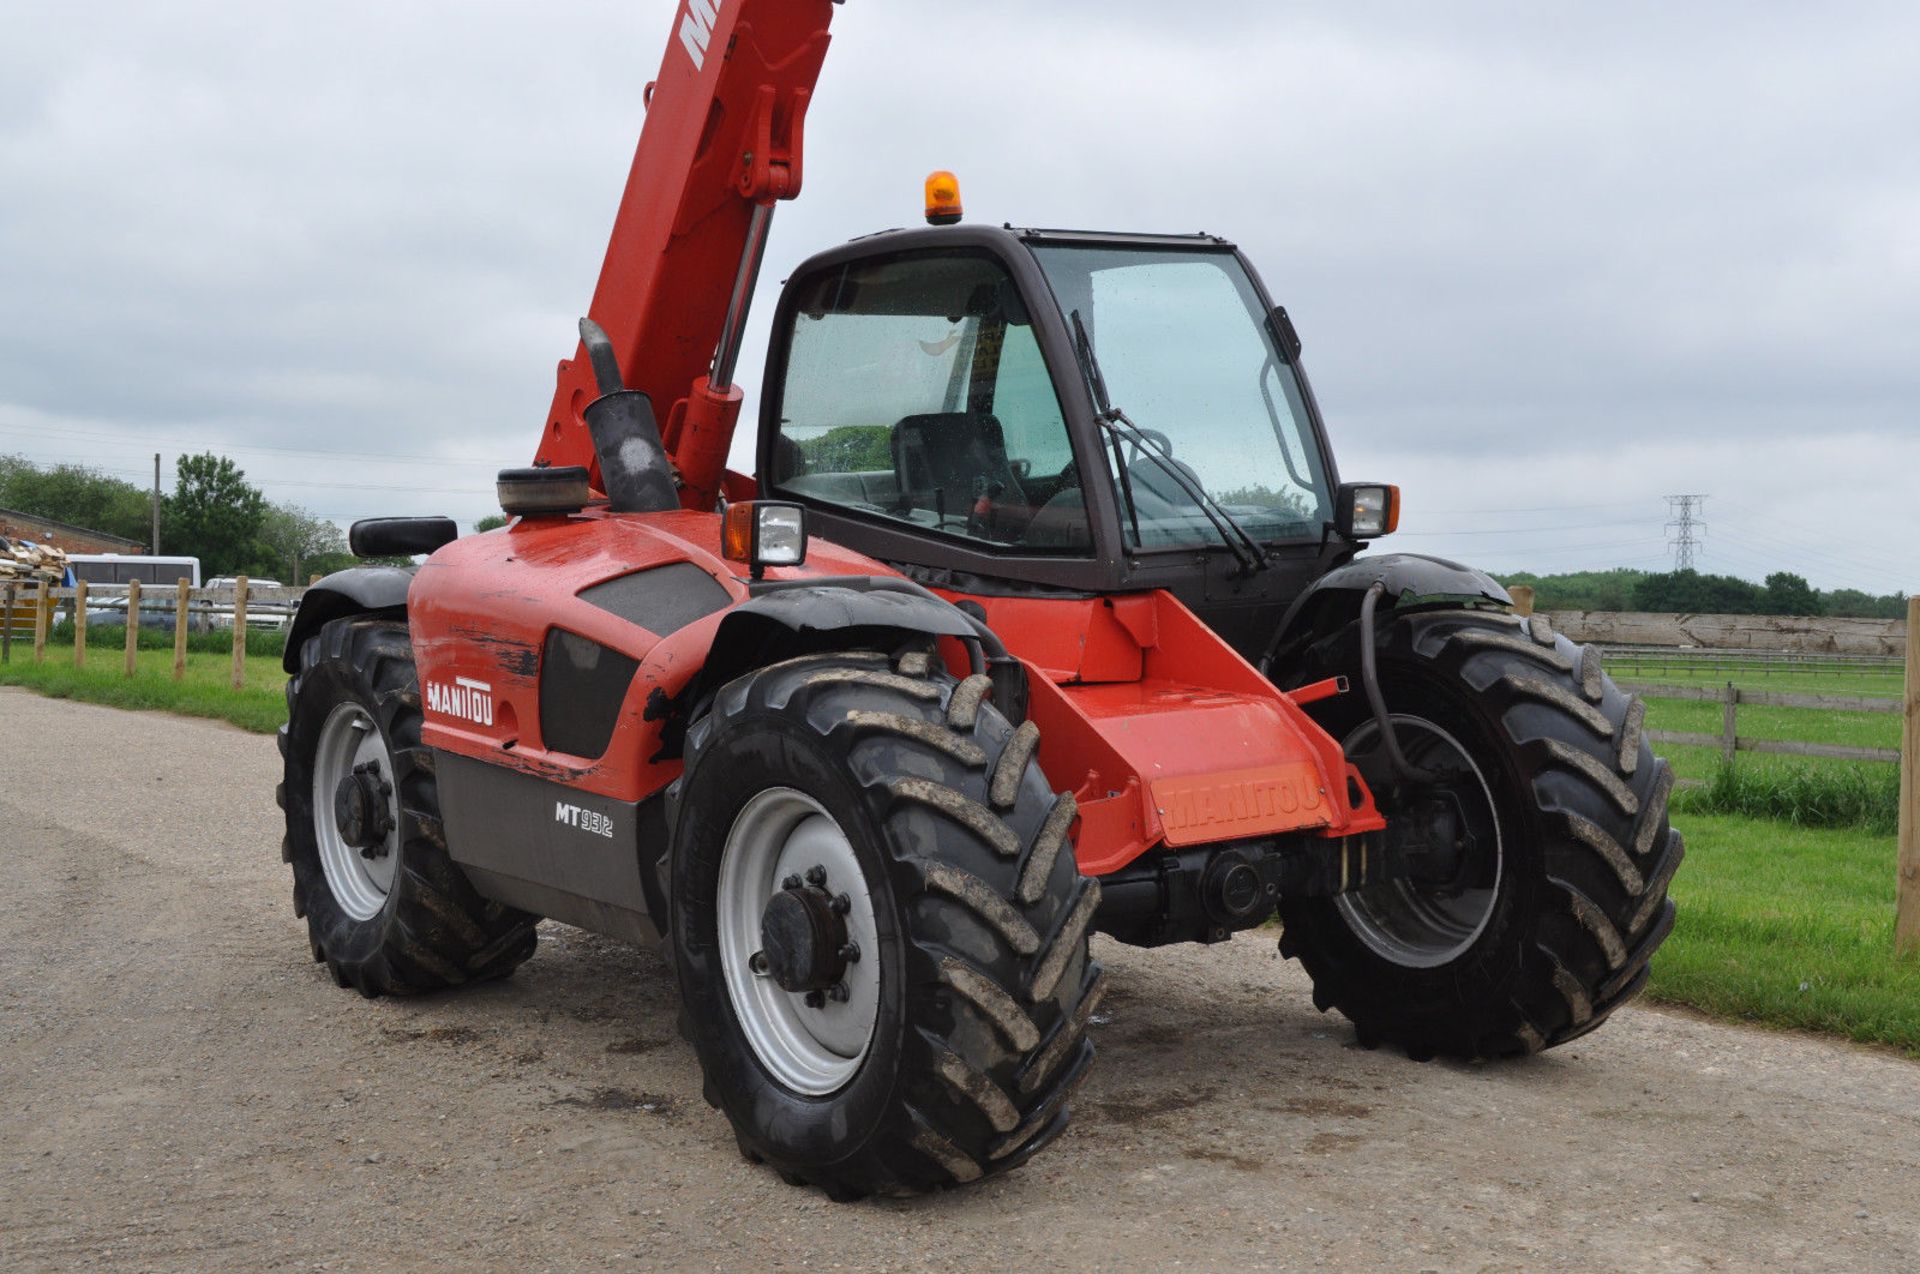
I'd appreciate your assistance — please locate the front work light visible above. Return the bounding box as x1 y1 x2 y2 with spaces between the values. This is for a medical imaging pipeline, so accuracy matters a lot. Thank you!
723 501 809 578
924 170 963 225
1334 483 1400 539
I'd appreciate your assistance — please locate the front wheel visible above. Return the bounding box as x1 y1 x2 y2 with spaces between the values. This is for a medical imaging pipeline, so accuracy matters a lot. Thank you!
1279 609 1683 1059
671 649 1103 1199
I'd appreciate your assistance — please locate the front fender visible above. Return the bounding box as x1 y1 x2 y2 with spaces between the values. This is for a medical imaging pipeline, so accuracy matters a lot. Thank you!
281 566 416 673
696 579 983 698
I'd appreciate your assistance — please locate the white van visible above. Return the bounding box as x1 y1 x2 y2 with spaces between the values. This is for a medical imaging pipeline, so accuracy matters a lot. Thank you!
67 554 202 588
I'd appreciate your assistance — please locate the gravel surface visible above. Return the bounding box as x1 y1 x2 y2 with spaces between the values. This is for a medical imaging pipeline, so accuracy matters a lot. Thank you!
4 686 1918 1272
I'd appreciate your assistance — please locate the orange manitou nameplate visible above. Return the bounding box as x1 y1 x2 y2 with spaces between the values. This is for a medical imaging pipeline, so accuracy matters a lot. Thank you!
1150 761 1332 846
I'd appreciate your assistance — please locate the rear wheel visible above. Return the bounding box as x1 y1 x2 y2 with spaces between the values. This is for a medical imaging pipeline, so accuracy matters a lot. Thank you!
672 650 1102 1198
278 617 538 996
1280 609 1683 1058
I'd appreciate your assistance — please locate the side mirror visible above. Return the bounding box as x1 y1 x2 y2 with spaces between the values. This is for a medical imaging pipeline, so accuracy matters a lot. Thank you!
1269 306 1303 361
1333 483 1399 539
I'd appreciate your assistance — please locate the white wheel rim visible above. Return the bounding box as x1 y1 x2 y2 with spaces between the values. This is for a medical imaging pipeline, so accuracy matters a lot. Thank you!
718 788 881 1096
1335 714 1503 969
312 701 400 922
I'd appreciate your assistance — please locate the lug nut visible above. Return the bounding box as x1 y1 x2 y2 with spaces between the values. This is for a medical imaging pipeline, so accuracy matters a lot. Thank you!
827 982 850 1003
838 941 861 964
803 990 826 1009
805 865 828 886
781 874 803 891
830 893 851 915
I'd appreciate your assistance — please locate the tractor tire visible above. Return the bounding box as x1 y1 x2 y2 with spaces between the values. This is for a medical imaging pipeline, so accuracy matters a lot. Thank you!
1279 609 1682 1059
278 617 538 997
670 649 1102 1199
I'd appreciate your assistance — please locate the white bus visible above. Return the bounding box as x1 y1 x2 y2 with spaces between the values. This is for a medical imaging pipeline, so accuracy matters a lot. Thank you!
67 554 202 588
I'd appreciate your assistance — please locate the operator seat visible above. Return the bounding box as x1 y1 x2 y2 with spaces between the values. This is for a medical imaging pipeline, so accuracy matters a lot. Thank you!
891 412 1028 538
771 433 808 483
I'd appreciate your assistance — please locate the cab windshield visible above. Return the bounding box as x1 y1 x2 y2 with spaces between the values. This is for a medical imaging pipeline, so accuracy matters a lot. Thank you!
1031 242 1331 547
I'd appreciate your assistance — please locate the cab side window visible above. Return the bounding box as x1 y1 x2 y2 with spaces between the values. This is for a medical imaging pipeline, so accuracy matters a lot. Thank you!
771 252 1089 553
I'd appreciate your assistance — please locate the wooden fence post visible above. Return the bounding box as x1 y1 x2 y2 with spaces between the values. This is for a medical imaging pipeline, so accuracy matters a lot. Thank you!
33 581 49 663
1721 682 1739 765
123 579 141 677
1510 585 1535 617
173 578 190 682
73 578 88 668
2 583 13 663
231 576 248 690
1896 597 1920 956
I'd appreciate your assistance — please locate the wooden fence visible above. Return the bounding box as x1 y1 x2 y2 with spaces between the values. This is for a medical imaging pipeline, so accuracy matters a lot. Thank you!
0 578 304 689
1626 680 1902 765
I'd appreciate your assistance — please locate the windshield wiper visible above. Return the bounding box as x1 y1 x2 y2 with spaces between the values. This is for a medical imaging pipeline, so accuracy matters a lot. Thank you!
1068 310 1266 576
1070 310 1142 547
1101 411 1268 576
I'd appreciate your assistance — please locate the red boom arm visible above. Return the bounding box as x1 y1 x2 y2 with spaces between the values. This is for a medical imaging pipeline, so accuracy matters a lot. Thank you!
535 0 836 508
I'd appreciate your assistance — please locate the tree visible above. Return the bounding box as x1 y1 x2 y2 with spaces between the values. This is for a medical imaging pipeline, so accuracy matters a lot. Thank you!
1763 571 1822 616
259 503 346 582
473 514 509 533
166 452 266 576
793 425 893 474
1630 569 1766 614
0 453 155 545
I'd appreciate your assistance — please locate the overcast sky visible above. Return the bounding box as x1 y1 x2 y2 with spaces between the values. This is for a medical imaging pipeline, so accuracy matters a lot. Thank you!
2 1 1915 593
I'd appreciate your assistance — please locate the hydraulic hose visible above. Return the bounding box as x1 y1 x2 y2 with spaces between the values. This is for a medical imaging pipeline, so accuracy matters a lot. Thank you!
1359 582 1440 785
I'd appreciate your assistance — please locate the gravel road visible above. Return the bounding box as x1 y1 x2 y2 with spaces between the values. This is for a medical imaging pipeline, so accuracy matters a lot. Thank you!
4 686 1918 1272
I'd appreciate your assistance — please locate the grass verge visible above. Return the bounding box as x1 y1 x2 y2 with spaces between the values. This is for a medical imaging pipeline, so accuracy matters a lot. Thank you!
1647 812 1920 1055
0 645 286 733
1679 759 1899 835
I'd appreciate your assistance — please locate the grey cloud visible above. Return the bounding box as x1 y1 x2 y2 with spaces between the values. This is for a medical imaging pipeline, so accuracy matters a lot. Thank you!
1 1 1914 586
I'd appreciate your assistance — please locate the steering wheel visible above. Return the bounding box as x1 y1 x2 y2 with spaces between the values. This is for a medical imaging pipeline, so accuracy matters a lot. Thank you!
1124 427 1175 470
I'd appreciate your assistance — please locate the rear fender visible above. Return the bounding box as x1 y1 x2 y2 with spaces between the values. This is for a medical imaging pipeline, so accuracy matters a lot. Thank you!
282 566 415 673
1261 553 1510 676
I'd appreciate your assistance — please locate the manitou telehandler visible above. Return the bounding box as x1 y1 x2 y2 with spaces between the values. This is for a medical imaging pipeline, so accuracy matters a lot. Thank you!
277 0 1680 1198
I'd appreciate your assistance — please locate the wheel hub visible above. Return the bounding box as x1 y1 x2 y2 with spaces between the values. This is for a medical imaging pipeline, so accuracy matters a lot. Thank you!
333 760 395 857
718 789 881 1095
759 878 854 994
1335 713 1503 969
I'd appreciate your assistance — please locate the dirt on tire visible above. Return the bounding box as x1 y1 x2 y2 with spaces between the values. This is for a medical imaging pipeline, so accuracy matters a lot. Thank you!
4 686 1918 1271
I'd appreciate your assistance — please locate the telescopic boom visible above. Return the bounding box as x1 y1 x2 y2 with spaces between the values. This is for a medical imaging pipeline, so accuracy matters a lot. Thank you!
534 0 837 509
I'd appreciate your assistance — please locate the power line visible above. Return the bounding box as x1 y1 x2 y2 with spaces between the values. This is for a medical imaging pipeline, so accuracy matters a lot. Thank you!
0 424 503 468
1415 499 1649 516
1394 518 1649 538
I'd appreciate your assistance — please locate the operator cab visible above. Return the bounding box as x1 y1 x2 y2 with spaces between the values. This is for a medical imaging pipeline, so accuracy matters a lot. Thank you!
757 223 1352 653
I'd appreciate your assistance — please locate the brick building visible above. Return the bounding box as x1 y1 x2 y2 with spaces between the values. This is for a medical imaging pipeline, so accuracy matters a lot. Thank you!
0 507 146 555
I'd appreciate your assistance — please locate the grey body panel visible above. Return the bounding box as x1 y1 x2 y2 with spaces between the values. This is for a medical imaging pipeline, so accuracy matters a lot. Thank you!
436 750 666 945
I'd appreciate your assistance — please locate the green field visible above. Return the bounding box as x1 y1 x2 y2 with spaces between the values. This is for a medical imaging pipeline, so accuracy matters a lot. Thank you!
1648 813 1917 1052
1606 652 1902 699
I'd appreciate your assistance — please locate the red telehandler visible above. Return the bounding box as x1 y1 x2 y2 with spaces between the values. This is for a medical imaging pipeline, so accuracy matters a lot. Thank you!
278 0 1680 1198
